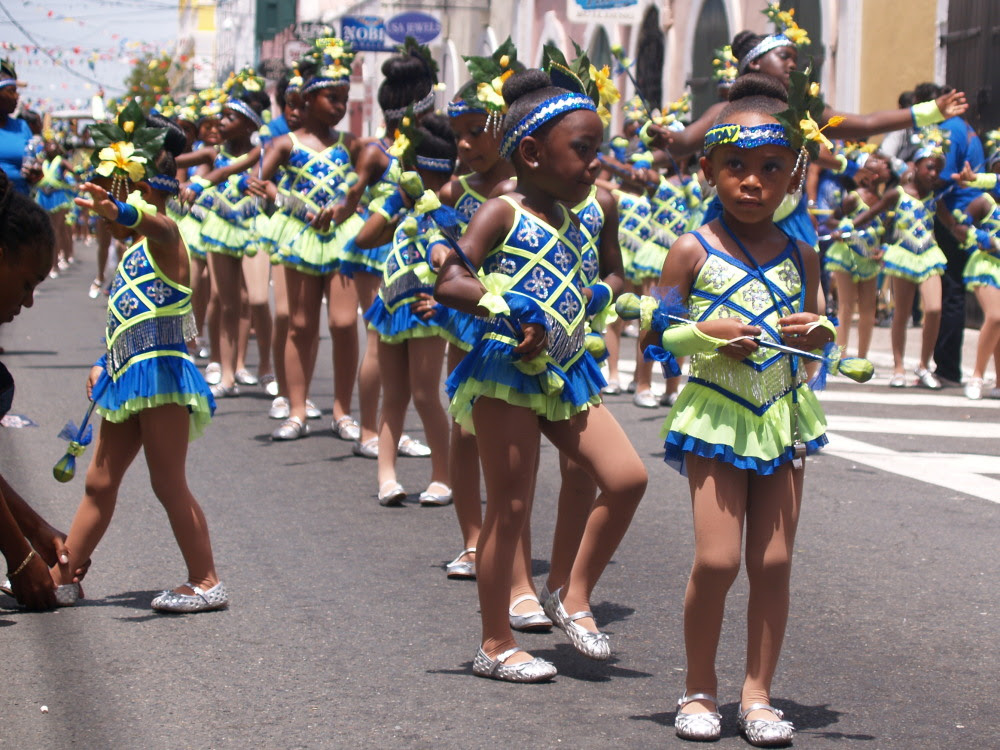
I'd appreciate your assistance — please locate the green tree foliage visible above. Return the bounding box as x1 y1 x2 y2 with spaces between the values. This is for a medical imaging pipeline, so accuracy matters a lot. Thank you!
123 53 172 108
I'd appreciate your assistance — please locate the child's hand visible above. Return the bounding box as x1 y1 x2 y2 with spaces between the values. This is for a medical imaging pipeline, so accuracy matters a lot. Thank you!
247 177 276 200
310 202 354 231
936 89 967 120
411 292 439 321
86 365 103 400
779 312 834 351
75 182 119 222
699 319 761 359
952 161 978 186
514 323 547 361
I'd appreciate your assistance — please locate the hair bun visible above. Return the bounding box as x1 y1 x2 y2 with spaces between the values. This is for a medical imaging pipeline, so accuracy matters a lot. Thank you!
727 72 788 103
502 69 552 107
381 55 429 82
147 114 187 157
731 31 764 63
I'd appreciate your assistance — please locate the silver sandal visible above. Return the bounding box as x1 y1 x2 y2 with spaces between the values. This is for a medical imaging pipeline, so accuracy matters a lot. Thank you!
471 646 556 683
738 703 794 747
674 693 722 741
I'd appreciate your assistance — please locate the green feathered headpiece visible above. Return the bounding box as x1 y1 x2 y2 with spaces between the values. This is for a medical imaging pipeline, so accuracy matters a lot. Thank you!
460 37 519 130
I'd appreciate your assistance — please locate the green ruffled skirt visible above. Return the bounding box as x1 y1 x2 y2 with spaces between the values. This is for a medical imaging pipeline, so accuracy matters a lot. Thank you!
824 241 880 282
881 243 946 283
661 380 827 475
963 249 1000 290
272 212 365 276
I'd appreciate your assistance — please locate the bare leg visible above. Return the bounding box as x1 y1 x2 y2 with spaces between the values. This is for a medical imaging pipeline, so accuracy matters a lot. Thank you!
889 277 916 374
375 339 409 488
242 251 273 379
972 286 1000 379
447 345 481 558
546 453 596 593
353 271 382 443
918 275 942 370
742 463 803 720
140 405 220 592
325 272 359 422
51 418 143 583
605 317 623 387
855 277 878 359
190 256 210 339
95 220 111 286
633 279 656 395
236 293 251 374
831 271 856 354
473 398 541 663
206 251 243 390
271 263 289 395
680 455 748 713
284 268 324 423
406 336 450 486
540 403 647 630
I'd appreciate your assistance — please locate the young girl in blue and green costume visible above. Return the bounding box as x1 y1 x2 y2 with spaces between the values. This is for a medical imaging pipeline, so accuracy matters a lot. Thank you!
435 69 646 683
846 130 949 388
950 136 1000 398
650 74 834 746
357 115 461 507
251 37 366 441
34 134 76 275
343 40 439 456
50 103 226 614
435 49 517 580
823 148 889 360
186 72 273 399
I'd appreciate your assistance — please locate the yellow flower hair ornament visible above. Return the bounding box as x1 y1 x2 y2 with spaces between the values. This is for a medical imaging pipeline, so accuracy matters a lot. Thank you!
461 37 519 132
88 99 167 197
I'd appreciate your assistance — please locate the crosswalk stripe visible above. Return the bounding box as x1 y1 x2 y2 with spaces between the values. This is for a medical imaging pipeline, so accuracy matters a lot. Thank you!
818 390 1000 409
823 433 1000 504
825 415 1000 438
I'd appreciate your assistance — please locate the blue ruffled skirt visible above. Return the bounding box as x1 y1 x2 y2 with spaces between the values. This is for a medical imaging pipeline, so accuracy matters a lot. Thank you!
94 351 215 441
446 337 605 433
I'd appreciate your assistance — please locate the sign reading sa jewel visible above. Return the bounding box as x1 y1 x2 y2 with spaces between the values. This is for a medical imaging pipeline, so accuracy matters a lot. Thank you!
384 11 441 44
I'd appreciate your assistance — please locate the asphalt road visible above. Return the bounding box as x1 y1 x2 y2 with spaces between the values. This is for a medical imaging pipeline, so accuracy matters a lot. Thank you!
1 241 997 749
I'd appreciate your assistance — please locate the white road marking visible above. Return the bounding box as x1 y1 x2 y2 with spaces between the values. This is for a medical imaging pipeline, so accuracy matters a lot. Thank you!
818 390 1000 409
825 414 1000 438
823 433 1000 504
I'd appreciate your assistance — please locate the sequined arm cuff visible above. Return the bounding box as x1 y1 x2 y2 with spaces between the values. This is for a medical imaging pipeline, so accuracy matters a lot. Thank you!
111 197 141 228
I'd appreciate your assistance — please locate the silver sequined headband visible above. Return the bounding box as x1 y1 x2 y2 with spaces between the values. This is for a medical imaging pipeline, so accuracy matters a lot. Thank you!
737 34 794 74
415 155 454 173
226 98 263 129
499 93 597 160
383 90 436 122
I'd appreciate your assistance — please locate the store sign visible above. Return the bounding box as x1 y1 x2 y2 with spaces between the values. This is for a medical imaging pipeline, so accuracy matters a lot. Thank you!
567 0 642 24
385 11 441 44
283 40 310 67
341 16 392 52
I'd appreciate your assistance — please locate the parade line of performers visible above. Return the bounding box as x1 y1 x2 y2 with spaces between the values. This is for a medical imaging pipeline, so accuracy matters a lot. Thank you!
3 3 999 746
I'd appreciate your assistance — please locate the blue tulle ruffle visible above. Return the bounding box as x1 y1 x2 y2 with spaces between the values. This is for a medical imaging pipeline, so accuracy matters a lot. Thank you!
364 295 466 347
663 431 828 476
446 336 605 406
94 352 215 440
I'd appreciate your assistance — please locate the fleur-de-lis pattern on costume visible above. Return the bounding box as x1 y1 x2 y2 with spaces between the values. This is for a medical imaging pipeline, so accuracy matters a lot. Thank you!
456 194 481 222
701 257 732 290
775 262 799 290
552 243 573 273
117 294 140 316
145 279 173 305
516 221 545 248
742 281 771 313
124 251 148 277
524 266 555 299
